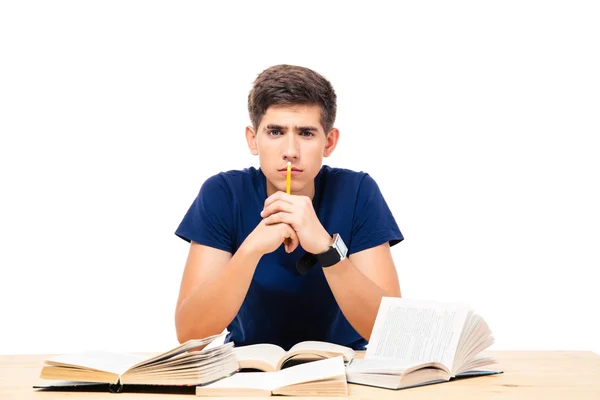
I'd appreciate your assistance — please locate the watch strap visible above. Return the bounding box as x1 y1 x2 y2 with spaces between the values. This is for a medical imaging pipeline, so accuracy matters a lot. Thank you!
296 252 318 276
295 234 347 275
315 246 343 268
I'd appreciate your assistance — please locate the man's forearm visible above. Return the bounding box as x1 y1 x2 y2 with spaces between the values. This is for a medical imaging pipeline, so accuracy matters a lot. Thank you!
175 244 261 343
322 258 398 341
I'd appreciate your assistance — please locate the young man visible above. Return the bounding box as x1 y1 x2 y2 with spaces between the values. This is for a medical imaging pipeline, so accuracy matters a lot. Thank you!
175 65 403 350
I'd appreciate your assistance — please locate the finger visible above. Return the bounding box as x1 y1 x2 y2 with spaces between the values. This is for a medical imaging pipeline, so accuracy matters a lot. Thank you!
283 225 299 253
264 191 294 209
261 200 295 218
264 212 294 226
288 234 299 253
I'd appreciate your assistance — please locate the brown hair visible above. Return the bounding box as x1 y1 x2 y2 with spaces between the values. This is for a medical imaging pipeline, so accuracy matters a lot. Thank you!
248 64 337 133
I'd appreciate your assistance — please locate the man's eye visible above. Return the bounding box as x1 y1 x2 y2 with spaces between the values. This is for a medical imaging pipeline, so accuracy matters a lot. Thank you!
300 131 314 137
269 130 282 136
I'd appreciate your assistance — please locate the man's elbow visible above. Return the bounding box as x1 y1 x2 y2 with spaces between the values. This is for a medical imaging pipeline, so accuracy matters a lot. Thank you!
175 302 196 344
175 307 223 344
175 312 188 344
387 278 401 298
382 286 401 298
175 318 206 344
176 317 192 344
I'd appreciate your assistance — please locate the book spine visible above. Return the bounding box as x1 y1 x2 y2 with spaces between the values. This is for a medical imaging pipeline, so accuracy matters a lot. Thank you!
108 379 124 393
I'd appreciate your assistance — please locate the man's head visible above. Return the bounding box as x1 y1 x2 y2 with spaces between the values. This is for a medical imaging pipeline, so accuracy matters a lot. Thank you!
246 65 340 198
248 64 337 133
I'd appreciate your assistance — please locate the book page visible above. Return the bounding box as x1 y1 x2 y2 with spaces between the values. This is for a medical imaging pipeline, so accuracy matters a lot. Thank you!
45 351 146 375
366 297 469 370
346 358 447 375
233 344 286 371
44 333 225 376
273 356 345 389
128 342 234 373
204 356 345 391
199 371 276 391
287 341 355 361
130 333 224 369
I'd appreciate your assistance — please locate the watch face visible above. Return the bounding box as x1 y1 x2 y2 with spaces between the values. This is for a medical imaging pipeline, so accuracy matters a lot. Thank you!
334 234 348 258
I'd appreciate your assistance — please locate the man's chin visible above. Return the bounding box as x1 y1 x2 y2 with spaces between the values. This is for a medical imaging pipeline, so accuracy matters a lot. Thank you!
265 178 296 195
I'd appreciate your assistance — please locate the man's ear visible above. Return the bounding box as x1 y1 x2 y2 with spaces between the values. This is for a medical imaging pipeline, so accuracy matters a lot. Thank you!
323 128 340 157
246 126 259 155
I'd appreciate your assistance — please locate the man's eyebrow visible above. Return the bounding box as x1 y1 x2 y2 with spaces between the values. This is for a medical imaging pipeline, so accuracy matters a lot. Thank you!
265 124 285 131
296 126 319 132
264 124 320 132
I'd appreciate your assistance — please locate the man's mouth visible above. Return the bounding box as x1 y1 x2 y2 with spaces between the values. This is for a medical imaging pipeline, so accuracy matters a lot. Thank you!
279 167 302 172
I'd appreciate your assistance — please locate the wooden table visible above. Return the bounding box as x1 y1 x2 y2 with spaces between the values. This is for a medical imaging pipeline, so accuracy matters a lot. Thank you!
2 351 600 399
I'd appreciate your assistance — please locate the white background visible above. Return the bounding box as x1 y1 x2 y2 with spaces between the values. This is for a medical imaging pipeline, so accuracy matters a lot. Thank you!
1 1 598 355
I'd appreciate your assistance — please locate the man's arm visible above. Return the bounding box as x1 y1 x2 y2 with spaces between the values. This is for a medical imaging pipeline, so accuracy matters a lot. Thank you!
175 242 260 343
175 220 299 343
321 242 401 341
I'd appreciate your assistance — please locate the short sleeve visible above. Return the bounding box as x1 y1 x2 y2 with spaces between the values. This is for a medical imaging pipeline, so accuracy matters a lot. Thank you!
175 175 235 253
349 174 404 254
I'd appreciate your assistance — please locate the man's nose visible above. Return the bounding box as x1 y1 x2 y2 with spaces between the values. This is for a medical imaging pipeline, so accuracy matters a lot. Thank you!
283 134 299 161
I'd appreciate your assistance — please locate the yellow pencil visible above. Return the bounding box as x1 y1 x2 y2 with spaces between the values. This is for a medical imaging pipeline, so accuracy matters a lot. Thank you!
286 161 292 194
284 161 292 248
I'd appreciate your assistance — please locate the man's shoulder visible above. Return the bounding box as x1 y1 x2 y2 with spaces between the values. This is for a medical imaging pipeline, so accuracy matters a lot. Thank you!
321 165 367 177
202 167 261 190
214 166 260 179
321 165 371 188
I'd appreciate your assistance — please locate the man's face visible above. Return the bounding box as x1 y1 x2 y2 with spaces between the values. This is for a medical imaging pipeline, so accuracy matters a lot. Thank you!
246 104 338 198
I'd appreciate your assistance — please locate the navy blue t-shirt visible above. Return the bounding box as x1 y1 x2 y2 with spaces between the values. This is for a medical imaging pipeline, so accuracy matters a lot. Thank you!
175 165 403 350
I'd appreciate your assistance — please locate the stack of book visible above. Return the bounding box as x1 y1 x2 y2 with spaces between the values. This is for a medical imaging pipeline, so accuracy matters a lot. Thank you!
196 341 356 396
36 298 501 396
345 297 501 390
36 334 237 393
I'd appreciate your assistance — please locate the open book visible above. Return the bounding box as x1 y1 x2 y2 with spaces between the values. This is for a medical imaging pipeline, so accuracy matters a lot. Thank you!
346 297 501 390
35 334 238 393
196 356 347 397
234 341 355 372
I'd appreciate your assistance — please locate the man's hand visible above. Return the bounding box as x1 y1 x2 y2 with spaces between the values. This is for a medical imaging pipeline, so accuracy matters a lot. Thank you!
244 218 300 256
260 192 331 254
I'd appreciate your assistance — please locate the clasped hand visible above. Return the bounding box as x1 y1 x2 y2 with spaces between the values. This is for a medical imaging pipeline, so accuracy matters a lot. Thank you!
247 192 331 256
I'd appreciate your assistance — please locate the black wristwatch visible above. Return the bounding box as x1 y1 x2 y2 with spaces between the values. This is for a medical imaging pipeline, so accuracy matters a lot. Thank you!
296 234 348 275
316 233 348 268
